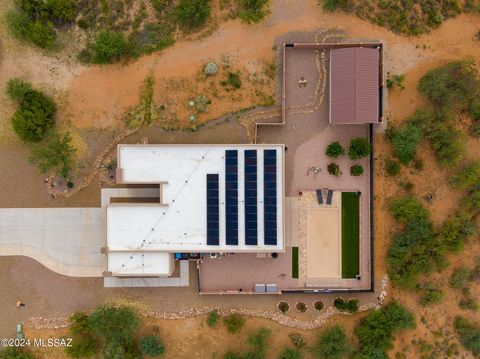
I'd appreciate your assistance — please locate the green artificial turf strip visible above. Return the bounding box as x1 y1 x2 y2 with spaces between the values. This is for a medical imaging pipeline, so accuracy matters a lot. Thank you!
292 247 299 278
341 192 360 278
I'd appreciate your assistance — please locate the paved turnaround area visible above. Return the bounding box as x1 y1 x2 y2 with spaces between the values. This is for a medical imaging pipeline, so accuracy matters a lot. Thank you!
0 208 105 277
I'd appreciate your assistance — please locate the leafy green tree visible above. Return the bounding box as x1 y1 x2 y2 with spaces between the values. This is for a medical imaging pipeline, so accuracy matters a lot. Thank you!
29 132 77 178
223 314 245 334
326 141 345 158
313 325 352 359
386 121 422 164
10 88 56 142
355 302 415 358
140 335 165 357
348 137 370 160
454 316 480 356
175 0 211 30
238 0 269 23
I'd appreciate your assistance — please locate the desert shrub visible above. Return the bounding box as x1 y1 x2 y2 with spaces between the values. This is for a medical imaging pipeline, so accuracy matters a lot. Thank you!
470 98 480 120
313 325 352 359
29 132 77 179
128 22 175 56
322 0 339 11
288 333 306 348
7 85 56 142
470 121 480 137
389 196 429 223
0 347 34 359
140 335 165 357
413 158 424 171
348 137 371 160
6 78 33 102
295 302 307 313
454 316 480 356
399 180 414 192
450 267 472 289
66 312 99 358
225 327 270 359
423 120 464 166
385 158 401 176
87 305 139 343
65 335 99 358
326 141 345 158
418 283 443 306
221 72 242 89
436 211 476 253
204 62 218 76
238 0 269 23
450 162 480 189
102 338 141 359
6 0 76 48
207 310 219 327
460 297 479 312
418 60 479 111
350 165 363 176
387 74 405 89
223 314 245 334
386 121 422 164
278 301 290 313
247 327 271 357
327 163 342 176
355 302 415 358
279 347 302 359
333 298 358 313
314 301 324 311
175 0 211 30
462 188 480 214
83 30 131 64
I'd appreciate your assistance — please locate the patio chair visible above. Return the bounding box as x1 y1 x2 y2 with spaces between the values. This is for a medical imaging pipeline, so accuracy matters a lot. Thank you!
316 189 323 204
326 190 333 205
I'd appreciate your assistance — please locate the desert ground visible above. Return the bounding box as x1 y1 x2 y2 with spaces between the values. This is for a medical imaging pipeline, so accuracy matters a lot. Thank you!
0 0 480 358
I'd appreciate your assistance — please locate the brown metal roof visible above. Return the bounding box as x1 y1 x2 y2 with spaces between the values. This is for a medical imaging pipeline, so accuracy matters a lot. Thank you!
329 47 380 125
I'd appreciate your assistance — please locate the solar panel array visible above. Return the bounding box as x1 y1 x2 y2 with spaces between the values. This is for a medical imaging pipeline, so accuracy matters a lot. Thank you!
225 150 239 245
206 174 219 245
263 149 277 245
244 150 258 245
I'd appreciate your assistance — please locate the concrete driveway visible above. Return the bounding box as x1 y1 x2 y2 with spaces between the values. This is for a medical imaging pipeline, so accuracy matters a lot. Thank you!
0 208 105 277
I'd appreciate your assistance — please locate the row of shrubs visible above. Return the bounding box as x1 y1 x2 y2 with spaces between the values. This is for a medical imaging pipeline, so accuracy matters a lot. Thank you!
6 0 271 64
326 137 371 160
206 301 414 359
6 78 77 180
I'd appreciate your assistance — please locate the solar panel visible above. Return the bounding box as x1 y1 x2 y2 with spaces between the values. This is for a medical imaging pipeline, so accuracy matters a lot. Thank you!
263 149 277 245
244 150 258 245
225 150 238 245
206 174 219 245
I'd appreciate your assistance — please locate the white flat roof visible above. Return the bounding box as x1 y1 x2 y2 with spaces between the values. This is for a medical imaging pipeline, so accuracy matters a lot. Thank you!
108 252 173 276
108 145 284 253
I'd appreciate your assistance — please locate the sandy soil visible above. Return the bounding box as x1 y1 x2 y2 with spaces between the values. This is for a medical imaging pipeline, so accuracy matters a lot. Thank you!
1 0 480 356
